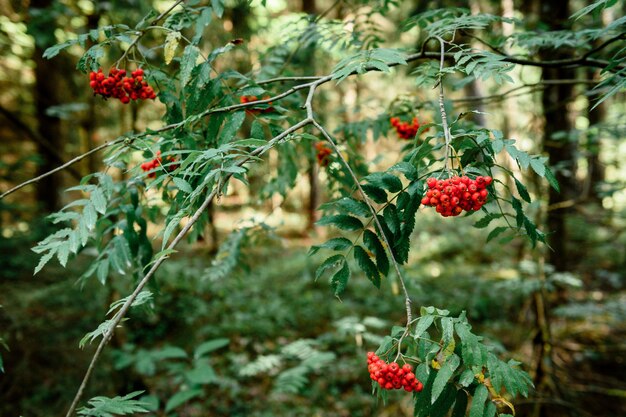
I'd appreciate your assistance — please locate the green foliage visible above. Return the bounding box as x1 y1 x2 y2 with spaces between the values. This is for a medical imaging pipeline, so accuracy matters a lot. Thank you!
372 307 533 417
77 391 149 417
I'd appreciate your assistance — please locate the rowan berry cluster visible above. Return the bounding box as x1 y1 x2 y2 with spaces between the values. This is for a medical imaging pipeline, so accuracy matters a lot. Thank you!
140 151 178 178
315 142 332 167
240 95 274 113
89 68 156 104
390 116 421 140
421 175 493 217
367 352 424 392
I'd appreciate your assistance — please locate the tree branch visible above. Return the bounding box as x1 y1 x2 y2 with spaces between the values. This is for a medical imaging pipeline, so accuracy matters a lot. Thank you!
0 137 125 200
0 105 83 181
64 116 313 417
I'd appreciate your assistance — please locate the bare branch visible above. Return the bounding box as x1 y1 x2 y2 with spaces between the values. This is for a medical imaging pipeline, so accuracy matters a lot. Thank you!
0 137 125 200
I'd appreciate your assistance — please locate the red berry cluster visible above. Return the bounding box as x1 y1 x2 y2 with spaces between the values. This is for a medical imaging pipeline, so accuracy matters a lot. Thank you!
421 175 493 217
315 142 332 167
390 116 421 140
140 151 178 178
367 352 424 393
89 68 156 104
240 95 274 113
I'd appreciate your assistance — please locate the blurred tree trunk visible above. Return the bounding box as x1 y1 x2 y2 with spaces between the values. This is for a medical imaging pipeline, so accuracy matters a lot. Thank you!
29 0 66 212
539 0 577 273
583 75 606 204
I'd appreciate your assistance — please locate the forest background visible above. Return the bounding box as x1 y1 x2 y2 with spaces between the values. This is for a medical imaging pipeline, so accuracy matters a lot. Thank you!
0 0 625 416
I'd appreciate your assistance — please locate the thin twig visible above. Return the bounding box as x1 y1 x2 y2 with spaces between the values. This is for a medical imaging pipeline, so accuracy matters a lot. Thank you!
0 137 126 200
312 120 412 326
434 37 453 172
114 0 186 67
64 117 312 417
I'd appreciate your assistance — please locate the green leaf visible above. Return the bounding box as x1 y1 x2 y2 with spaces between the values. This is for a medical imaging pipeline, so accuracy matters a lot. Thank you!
362 229 389 276
331 197 372 218
487 226 508 242
450 389 468 417
459 369 475 387
529 158 546 177
309 237 353 255
354 245 381 288
186 363 217 385
431 354 460 404
361 184 388 204
469 384 489 417
514 178 531 203
194 338 229 359
219 111 246 144
330 258 350 296
365 172 403 193
181 45 200 87
413 315 434 340
78 391 149 416
165 388 203 412
173 177 193 193
34 251 55 275
315 254 344 281
211 0 225 18
90 187 107 214
316 214 363 231
473 213 501 229
544 166 560 192
383 205 400 237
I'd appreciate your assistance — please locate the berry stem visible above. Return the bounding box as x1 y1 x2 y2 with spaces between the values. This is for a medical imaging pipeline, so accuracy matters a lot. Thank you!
434 36 453 174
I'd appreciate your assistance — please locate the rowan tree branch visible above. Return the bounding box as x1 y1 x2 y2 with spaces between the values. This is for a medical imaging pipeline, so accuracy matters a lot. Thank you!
0 105 83 181
312 119 413 326
64 114 313 417
0 137 125 200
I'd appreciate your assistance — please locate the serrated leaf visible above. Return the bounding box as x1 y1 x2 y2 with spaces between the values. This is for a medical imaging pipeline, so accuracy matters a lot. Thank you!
315 254 344 281
473 213 501 229
362 229 389 276
330 258 350 296
194 338 229 359
181 45 200 87
310 237 353 255
470 384 489 417
78 391 149 416
316 214 363 231
432 354 460 404
354 245 380 288
34 251 55 275
451 389 468 417
361 184 388 204
365 172 403 193
529 158 546 177
173 177 193 193
487 226 508 242
211 0 225 17
333 197 371 218
164 31 182 64
544 166 560 192
459 368 475 387
514 178 531 203
413 315 434 340
383 205 400 237
90 187 107 214
83 202 98 230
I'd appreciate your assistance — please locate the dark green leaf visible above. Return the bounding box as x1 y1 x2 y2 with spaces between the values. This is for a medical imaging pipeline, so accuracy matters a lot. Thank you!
362 229 389 276
165 389 203 412
309 237 353 255
361 184 388 204
316 214 363 231
194 338 229 359
451 389 468 417
354 245 380 288
486 226 508 242
514 177 531 203
315 254 344 281
432 354 460 404
469 384 489 417
544 166 560 192
330 258 350 296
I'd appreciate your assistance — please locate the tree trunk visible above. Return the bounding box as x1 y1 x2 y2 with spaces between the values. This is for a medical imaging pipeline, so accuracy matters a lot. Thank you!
539 1 577 273
29 0 67 213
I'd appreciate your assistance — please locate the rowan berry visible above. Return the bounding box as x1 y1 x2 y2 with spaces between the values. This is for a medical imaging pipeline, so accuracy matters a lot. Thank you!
421 175 492 217
366 353 423 394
